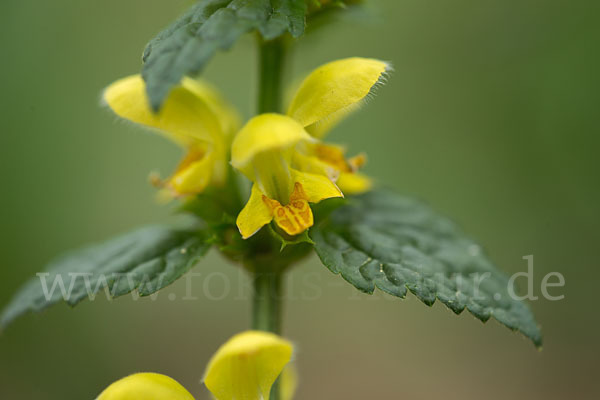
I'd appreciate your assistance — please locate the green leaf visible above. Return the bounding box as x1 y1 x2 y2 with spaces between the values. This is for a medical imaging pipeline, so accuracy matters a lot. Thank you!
142 0 307 111
0 225 211 329
311 189 542 347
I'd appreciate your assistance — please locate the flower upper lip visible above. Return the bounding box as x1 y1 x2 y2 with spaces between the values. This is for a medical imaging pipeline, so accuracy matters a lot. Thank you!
230 113 314 176
287 57 391 137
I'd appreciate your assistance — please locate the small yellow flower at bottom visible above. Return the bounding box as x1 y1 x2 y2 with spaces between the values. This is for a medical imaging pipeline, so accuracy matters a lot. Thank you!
96 372 194 400
203 330 294 400
95 332 294 400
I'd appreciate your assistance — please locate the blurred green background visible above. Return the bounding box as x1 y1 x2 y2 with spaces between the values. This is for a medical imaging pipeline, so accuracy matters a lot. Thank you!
1 0 598 398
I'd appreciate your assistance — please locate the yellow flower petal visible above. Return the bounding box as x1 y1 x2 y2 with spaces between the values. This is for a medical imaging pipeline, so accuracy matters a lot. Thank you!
304 104 358 139
182 77 241 137
96 373 194 400
294 143 371 195
237 184 275 239
103 75 222 146
291 151 340 183
336 171 372 194
231 114 313 177
168 148 215 195
203 331 293 400
290 169 343 203
312 143 351 172
287 57 390 138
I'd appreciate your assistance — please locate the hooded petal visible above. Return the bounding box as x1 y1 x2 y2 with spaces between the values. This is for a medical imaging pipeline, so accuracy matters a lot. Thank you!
287 57 390 138
103 75 223 146
96 373 194 400
203 331 293 400
237 184 275 239
231 114 313 177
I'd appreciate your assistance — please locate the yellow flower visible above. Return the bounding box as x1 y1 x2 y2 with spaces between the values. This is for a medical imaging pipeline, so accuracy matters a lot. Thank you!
232 114 342 238
96 372 194 400
103 58 387 237
233 57 390 239
103 75 240 197
203 330 294 400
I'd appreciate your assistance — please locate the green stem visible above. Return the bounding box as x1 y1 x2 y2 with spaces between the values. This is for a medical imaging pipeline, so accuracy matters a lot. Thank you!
252 267 283 400
258 38 285 114
252 269 283 333
252 36 287 400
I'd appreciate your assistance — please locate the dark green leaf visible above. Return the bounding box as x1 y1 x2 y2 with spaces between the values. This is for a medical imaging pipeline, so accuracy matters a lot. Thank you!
1 226 210 329
142 0 307 110
311 189 542 347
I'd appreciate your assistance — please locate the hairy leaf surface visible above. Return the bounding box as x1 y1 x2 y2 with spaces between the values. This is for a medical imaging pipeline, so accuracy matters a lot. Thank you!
142 0 307 110
1 226 210 328
311 189 542 346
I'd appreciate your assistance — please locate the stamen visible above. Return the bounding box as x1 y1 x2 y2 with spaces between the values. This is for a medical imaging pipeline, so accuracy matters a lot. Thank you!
348 153 367 172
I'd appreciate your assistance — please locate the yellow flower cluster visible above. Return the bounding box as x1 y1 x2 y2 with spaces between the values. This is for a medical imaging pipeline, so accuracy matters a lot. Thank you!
96 331 295 400
103 57 389 239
